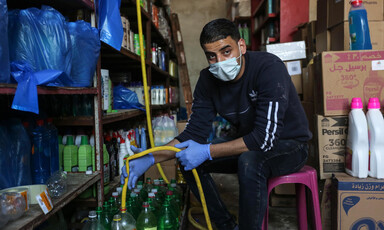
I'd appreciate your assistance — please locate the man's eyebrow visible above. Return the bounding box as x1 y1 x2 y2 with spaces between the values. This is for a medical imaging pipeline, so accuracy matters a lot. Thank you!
204 45 232 55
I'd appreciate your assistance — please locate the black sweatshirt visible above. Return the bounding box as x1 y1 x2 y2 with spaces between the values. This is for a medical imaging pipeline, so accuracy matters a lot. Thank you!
176 51 312 151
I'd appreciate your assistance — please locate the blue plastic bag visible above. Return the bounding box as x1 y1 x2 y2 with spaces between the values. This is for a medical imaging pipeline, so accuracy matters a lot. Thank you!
11 62 73 114
0 119 32 190
0 0 10 83
8 6 72 77
97 0 124 51
67 20 101 87
113 85 144 110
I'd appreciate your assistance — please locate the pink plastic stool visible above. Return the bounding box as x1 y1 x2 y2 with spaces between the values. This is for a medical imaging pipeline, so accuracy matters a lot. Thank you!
262 165 322 230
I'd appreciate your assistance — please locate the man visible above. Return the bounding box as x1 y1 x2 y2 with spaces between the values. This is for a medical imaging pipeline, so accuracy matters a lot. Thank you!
122 18 312 230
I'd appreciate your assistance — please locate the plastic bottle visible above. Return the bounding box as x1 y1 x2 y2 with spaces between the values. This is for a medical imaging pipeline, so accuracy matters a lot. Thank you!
238 24 243 41
63 136 79 173
126 196 140 220
111 214 124 230
366 98 384 179
136 202 157 230
157 201 177 230
31 120 51 184
148 193 160 216
159 86 165 105
141 127 147 150
82 211 105 230
102 202 111 230
58 136 64 171
118 138 129 176
243 23 250 46
109 194 120 216
125 133 135 157
349 0 372 50
78 136 93 172
119 208 136 230
345 97 369 178
46 118 59 175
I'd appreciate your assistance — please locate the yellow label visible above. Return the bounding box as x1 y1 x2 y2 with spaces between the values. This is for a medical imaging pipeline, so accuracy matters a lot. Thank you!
20 191 29 211
36 189 53 214
143 228 156 230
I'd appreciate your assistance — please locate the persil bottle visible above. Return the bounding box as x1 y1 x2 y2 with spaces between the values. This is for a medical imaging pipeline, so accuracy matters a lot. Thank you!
366 98 384 179
345 97 369 178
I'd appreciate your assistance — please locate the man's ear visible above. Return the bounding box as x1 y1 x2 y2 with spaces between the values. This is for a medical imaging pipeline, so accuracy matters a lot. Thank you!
238 38 247 54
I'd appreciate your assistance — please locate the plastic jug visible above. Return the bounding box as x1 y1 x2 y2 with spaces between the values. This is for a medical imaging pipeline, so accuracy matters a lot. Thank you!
63 136 79 172
366 98 384 178
31 120 50 184
78 136 92 172
349 0 372 50
345 98 369 178
46 118 59 175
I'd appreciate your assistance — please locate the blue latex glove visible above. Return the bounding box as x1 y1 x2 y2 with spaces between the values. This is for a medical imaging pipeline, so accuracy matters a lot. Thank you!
120 146 154 189
175 140 212 171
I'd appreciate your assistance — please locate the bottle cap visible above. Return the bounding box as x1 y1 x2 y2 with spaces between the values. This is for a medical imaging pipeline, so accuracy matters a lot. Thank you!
113 214 122 221
351 97 363 109
368 98 381 109
142 202 149 208
22 121 29 128
166 190 173 196
67 136 74 145
81 136 88 145
148 192 155 198
151 188 158 193
88 211 97 218
112 192 118 197
47 118 53 123
36 119 44 126
350 0 363 6
86 170 93 175
116 187 122 194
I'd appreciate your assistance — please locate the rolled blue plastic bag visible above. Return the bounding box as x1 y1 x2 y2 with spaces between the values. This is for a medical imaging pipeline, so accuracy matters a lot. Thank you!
113 85 144 110
11 62 73 114
97 0 124 51
0 0 10 83
68 20 101 87
8 6 72 77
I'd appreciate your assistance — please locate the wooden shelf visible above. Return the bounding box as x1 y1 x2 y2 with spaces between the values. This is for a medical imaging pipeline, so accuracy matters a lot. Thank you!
152 103 179 110
253 13 279 35
152 63 172 79
0 84 97 95
3 172 101 230
252 0 266 17
103 109 145 125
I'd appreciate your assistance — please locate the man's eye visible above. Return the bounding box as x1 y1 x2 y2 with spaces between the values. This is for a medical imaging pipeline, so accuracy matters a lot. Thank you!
208 55 215 60
224 50 231 55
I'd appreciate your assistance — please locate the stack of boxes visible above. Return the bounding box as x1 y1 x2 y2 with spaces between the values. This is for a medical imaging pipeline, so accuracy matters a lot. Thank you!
287 1 384 229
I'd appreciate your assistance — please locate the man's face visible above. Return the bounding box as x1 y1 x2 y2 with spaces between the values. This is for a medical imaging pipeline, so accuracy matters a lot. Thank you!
203 36 245 65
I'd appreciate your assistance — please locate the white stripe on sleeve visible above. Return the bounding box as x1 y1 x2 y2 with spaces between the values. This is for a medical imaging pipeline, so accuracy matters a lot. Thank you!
260 101 273 150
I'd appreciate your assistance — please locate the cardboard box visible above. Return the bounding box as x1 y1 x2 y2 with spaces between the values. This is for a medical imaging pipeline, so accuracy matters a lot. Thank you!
266 41 306 61
321 178 332 230
316 0 328 34
314 50 384 116
328 0 383 29
144 159 176 180
177 121 188 135
330 21 384 51
284 60 303 94
315 115 348 179
316 30 330 53
306 21 317 59
303 61 315 102
332 173 384 230
309 0 317 22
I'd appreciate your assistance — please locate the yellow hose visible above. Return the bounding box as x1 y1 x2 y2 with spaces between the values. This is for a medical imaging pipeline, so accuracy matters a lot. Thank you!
135 0 169 184
121 146 213 230
134 2 212 230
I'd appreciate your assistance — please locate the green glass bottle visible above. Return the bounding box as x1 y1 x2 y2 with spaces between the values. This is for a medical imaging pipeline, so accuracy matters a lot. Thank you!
136 202 157 230
148 193 161 216
157 201 177 230
127 197 140 220
108 197 118 218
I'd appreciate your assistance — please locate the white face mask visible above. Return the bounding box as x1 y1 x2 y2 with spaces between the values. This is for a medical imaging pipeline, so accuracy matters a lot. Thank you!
208 44 242 81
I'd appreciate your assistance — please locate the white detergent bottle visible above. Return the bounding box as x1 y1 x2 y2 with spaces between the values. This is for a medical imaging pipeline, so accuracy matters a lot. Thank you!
118 138 129 175
345 97 369 178
367 98 384 178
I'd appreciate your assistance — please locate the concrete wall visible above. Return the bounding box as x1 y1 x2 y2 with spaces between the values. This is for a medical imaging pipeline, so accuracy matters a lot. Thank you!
171 0 227 104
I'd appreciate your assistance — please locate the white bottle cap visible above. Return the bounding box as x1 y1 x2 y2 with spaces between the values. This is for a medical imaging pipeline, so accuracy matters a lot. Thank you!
86 170 93 175
112 192 118 197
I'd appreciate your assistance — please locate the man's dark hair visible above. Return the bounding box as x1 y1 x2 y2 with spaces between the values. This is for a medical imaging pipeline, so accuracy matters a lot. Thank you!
199 18 240 48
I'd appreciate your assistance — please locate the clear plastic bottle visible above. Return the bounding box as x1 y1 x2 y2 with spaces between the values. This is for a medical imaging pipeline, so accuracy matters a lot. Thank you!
366 98 384 179
136 202 157 230
46 118 59 175
111 214 124 230
119 208 136 230
31 120 51 184
82 211 105 230
345 97 369 178
349 0 372 50
157 201 177 230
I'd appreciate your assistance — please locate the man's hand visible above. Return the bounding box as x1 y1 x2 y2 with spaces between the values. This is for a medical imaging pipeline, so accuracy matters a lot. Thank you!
175 140 212 171
120 146 154 189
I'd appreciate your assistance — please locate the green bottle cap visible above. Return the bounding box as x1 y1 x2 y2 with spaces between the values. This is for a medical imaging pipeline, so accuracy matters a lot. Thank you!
58 135 63 145
81 136 88 145
67 136 74 145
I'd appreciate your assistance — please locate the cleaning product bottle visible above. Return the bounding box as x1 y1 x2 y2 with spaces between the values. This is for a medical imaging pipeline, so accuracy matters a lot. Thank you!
78 136 93 172
141 127 147 150
345 97 369 178
366 98 384 179
349 0 372 50
118 139 128 175
63 136 79 172
243 23 250 46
